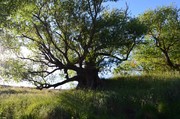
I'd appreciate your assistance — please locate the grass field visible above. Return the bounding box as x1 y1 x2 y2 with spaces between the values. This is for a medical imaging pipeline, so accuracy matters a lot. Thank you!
0 73 180 119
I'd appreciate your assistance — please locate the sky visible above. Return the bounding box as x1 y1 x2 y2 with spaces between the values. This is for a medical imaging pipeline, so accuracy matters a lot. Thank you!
107 0 180 16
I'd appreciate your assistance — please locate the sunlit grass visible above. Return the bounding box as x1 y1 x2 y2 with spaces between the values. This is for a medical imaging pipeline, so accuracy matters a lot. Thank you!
0 73 180 119
0 87 61 118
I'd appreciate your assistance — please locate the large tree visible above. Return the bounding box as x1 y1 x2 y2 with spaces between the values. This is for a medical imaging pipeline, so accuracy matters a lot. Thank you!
1 0 145 89
139 6 180 71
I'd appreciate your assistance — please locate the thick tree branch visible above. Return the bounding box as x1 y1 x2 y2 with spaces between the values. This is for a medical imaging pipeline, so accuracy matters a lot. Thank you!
33 76 78 89
96 41 135 62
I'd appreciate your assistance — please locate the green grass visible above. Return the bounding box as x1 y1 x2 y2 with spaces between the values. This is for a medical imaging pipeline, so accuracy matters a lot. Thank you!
0 73 180 119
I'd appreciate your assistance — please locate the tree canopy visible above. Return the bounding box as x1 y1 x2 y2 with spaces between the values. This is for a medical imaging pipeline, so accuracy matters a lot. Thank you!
0 0 145 89
114 6 180 74
139 6 180 71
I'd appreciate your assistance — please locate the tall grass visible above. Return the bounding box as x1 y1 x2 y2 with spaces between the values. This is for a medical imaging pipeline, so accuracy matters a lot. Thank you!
0 72 180 119
0 88 66 119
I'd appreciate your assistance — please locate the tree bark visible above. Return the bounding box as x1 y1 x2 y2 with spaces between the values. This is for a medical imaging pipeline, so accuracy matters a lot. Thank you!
76 63 100 89
164 51 174 68
161 49 179 71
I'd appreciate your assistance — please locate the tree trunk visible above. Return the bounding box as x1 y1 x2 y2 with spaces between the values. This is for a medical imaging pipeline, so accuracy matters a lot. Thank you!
76 64 100 89
160 49 179 71
164 51 174 68
161 50 177 70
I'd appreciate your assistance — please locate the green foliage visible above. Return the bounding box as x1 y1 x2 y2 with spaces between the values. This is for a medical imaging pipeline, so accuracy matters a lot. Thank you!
2 59 27 81
115 5 180 73
138 6 180 71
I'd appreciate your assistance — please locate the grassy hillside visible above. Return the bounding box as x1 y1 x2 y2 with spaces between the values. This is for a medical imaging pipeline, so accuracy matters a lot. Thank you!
0 73 180 119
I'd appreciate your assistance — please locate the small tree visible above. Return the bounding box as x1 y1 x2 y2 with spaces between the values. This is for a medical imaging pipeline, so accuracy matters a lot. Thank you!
139 6 180 71
1 0 145 89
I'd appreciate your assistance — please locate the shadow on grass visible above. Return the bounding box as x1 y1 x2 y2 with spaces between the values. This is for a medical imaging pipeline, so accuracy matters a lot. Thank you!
0 75 180 119
59 76 180 119
0 89 30 95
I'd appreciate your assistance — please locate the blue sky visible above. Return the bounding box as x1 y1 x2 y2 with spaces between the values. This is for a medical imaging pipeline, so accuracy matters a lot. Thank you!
107 0 180 16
